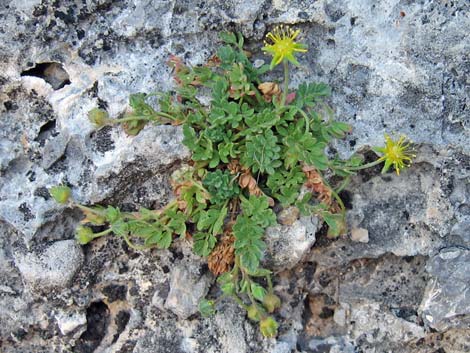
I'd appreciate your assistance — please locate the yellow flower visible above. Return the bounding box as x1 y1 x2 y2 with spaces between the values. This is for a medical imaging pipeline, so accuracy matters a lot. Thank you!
375 134 415 175
262 25 308 69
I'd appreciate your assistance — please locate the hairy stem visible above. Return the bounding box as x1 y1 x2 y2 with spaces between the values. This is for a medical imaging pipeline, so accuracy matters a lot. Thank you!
345 159 383 171
282 60 289 106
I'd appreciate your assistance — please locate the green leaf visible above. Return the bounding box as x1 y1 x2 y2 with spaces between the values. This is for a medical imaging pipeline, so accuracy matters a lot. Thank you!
182 125 198 150
240 130 281 175
219 32 238 45
267 166 306 206
239 248 264 273
243 108 280 135
280 120 328 170
193 232 217 257
106 206 121 223
199 299 216 317
295 83 331 109
247 268 272 277
111 220 129 236
323 212 346 238
145 229 173 249
203 170 240 205
217 273 236 294
251 283 267 301
240 195 276 228
233 205 269 273
88 108 109 128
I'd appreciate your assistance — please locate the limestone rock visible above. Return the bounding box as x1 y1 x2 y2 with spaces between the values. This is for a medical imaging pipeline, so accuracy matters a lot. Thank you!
164 264 212 319
55 310 87 336
264 216 319 271
419 247 470 331
14 240 83 290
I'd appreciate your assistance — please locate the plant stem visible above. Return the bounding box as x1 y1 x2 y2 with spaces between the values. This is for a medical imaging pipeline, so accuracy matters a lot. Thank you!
266 274 273 292
296 108 311 134
345 159 383 171
334 177 350 194
122 234 149 251
92 228 112 239
113 112 175 124
231 294 249 310
282 60 289 106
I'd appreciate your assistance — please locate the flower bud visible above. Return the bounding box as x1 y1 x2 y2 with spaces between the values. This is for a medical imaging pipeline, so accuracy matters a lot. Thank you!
198 299 216 317
260 316 278 338
88 108 110 128
75 226 95 245
247 304 262 322
49 185 71 204
263 293 281 313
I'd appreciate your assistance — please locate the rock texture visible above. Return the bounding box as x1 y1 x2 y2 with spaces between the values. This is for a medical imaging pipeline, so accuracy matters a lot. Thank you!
0 0 469 352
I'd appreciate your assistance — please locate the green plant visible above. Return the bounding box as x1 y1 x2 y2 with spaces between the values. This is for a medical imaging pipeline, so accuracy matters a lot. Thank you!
52 27 414 337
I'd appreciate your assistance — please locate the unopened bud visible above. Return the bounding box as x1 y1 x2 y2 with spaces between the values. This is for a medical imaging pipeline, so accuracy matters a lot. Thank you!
88 108 109 128
263 293 281 313
260 316 278 338
247 304 262 322
49 185 71 204
75 226 95 245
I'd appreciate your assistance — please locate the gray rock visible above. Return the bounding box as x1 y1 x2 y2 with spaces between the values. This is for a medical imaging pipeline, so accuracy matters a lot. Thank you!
55 310 87 336
14 240 83 290
350 302 425 344
310 165 454 268
299 336 356 353
419 247 470 331
264 216 319 271
164 264 211 319
87 124 190 204
450 217 470 243
0 0 469 352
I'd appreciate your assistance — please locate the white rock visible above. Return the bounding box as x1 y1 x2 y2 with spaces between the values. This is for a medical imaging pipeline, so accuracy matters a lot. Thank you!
264 216 319 271
55 310 87 336
14 240 83 290
350 227 369 243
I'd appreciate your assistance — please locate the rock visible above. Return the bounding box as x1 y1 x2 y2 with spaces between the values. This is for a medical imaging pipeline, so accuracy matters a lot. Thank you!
55 310 87 336
264 216 319 271
298 336 356 353
350 227 369 243
88 125 190 204
164 264 212 319
333 305 349 327
270 341 291 353
0 0 469 352
419 247 470 331
310 166 454 268
336 254 428 308
14 240 83 290
213 301 253 353
151 281 170 311
450 217 470 243
350 302 425 344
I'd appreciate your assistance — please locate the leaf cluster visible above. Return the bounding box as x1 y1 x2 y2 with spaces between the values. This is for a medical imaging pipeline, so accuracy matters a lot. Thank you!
78 31 371 337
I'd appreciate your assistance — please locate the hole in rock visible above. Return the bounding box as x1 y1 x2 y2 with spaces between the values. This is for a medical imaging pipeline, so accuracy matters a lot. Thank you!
35 119 57 145
21 62 71 90
338 190 353 210
75 301 110 353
